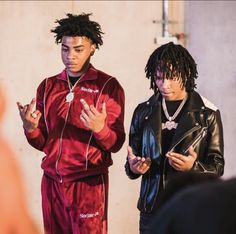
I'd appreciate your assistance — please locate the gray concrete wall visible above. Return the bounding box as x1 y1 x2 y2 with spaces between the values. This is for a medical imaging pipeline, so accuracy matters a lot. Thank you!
185 1 236 179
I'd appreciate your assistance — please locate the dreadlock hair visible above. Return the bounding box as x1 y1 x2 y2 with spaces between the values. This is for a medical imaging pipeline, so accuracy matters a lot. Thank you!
145 42 198 93
51 13 104 48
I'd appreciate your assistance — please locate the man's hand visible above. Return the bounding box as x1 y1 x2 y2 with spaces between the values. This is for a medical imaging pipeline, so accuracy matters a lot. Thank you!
80 99 107 133
166 146 197 171
17 98 42 133
127 146 151 175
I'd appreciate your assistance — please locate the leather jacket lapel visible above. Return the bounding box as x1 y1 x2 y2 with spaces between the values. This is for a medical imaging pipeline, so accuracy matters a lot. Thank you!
169 110 200 151
169 91 205 152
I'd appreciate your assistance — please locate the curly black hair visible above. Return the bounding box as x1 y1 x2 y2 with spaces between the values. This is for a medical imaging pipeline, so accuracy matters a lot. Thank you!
145 42 198 93
51 13 104 48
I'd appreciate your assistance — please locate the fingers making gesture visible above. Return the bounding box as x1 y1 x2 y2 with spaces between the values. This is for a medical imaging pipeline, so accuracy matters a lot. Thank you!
127 146 151 175
80 99 107 133
17 98 42 133
166 146 197 171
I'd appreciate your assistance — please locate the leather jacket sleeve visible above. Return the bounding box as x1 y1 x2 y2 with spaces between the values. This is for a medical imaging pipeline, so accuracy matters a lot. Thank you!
191 109 224 176
125 104 145 179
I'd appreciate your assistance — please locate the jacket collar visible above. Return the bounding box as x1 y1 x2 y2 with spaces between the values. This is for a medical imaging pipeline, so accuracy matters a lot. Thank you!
146 90 205 153
186 91 205 112
168 91 205 151
57 64 98 82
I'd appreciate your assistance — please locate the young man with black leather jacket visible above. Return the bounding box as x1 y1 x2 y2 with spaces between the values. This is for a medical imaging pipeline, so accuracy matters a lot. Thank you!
125 42 224 234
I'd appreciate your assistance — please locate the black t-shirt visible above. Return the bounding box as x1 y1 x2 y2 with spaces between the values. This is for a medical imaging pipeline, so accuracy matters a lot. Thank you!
161 99 185 156
68 75 81 86
158 99 187 194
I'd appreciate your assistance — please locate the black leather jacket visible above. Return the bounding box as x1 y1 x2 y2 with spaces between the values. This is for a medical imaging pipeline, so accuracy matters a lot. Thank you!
125 91 224 213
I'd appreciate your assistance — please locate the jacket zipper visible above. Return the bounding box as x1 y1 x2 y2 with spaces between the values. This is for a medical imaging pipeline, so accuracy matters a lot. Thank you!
143 128 160 212
183 128 206 154
55 101 72 183
182 128 210 173
55 76 114 182
55 75 85 183
162 124 201 189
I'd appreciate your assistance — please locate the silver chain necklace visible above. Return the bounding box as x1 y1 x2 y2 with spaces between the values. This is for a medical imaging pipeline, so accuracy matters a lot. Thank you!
162 94 188 130
65 71 82 102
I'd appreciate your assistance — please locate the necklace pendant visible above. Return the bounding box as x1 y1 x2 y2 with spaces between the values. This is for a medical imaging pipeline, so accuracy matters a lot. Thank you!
66 92 74 102
164 120 178 130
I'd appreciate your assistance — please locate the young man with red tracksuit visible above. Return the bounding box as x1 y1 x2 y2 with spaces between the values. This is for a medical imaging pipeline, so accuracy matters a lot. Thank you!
17 13 125 234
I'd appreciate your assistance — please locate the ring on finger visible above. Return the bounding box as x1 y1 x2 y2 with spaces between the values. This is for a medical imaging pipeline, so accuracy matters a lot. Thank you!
31 112 37 119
